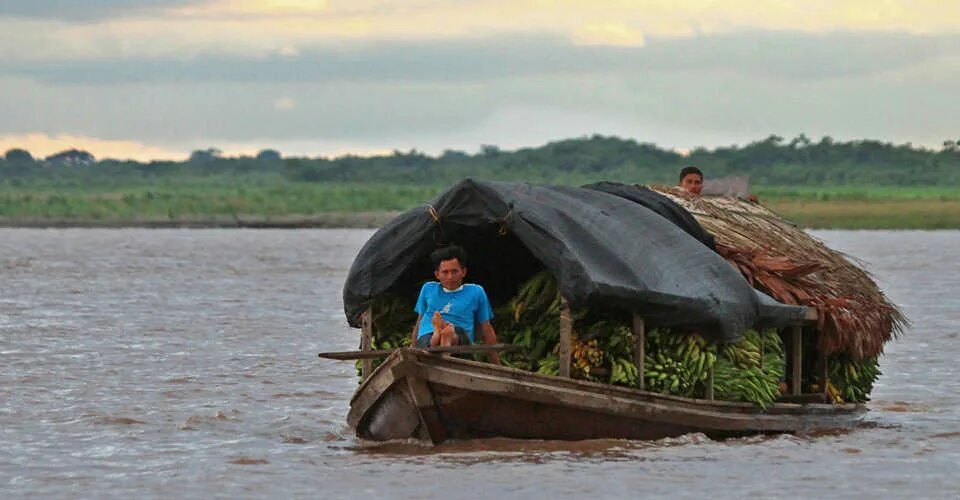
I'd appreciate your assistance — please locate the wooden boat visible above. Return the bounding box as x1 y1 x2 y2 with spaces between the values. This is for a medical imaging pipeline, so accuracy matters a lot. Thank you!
345 347 865 444
334 180 884 444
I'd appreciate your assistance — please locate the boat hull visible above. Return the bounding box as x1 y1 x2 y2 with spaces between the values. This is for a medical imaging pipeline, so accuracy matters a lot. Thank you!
348 349 865 444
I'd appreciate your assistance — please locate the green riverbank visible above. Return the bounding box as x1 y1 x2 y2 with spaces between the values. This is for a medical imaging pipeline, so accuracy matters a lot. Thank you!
1 185 958 229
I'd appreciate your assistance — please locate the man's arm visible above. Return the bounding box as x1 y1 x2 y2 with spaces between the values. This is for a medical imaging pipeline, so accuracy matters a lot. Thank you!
479 321 500 365
411 315 422 346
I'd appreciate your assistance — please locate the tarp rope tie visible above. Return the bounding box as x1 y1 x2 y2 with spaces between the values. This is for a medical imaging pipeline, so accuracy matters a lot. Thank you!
426 204 448 244
427 205 441 224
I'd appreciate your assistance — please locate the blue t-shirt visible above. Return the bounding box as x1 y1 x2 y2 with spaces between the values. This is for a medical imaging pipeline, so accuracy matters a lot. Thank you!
414 282 494 342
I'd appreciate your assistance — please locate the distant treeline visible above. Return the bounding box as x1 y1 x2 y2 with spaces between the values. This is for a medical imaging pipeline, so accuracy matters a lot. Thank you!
3 134 960 188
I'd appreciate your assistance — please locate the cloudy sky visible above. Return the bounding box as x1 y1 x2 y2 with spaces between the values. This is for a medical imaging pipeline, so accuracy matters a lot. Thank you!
1 0 958 160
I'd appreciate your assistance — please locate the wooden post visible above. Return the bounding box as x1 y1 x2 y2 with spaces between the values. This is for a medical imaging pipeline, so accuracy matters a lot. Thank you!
559 296 572 378
705 364 714 400
631 314 645 391
360 307 374 381
790 325 803 396
818 347 829 395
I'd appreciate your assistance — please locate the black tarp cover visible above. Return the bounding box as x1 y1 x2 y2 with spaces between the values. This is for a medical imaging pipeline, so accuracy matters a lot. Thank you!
342 179 805 343
582 182 717 250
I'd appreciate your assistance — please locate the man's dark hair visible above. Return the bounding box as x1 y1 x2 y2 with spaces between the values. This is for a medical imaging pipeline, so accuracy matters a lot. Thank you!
431 245 467 270
679 166 703 182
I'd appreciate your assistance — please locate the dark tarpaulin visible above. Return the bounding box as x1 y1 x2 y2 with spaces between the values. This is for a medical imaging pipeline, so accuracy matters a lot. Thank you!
582 181 804 328
582 181 717 250
342 179 806 343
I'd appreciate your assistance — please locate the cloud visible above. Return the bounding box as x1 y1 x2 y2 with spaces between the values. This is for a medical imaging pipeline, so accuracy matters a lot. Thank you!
571 24 646 47
3 1 960 62
184 0 330 16
3 32 956 85
3 40 958 157
1 5 958 159
0 0 199 21
278 45 300 57
273 97 295 111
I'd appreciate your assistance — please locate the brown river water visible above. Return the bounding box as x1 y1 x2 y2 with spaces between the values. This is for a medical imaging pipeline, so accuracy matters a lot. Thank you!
1 229 958 499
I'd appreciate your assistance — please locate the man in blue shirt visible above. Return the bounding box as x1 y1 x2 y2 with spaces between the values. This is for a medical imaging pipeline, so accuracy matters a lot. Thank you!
411 245 501 364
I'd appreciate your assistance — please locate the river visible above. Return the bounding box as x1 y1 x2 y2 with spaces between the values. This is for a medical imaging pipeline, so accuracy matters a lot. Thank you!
1 229 957 498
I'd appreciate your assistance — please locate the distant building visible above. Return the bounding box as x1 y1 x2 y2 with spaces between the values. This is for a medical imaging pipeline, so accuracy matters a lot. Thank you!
45 149 95 166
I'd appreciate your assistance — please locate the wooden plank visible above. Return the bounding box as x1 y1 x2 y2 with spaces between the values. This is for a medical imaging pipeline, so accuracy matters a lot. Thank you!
360 308 374 382
320 344 519 360
559 296 572 378
791 325 803 396
347 362 409 429
405 375 447 444
632 314 645 391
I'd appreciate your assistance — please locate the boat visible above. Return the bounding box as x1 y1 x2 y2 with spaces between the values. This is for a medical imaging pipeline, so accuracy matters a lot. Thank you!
345 347 864 444
331 179 898 444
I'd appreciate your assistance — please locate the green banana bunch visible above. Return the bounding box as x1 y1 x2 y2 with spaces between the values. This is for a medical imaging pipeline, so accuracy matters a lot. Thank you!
371 295 418 337
712 357 781 408
510 271 558 323
712 329 785 408
609 357 640 386
639 330 717 397
828 353 881 403
537 354 560 376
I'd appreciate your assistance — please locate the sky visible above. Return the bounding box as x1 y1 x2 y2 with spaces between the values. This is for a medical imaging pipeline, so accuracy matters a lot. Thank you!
1 0 958 161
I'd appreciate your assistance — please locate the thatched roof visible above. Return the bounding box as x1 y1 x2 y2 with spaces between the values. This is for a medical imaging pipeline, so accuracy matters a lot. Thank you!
648 186 906 359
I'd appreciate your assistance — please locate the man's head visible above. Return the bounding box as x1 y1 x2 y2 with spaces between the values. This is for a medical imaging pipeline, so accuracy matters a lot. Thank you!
430 245 468 290
678 166 703 196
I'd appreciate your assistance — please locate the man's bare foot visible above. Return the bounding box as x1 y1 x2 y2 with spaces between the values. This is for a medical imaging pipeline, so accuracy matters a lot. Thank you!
438 324 454 346
431 311 444 336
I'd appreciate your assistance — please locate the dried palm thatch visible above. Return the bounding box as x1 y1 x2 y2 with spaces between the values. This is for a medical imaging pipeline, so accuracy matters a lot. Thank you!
649 186 906 359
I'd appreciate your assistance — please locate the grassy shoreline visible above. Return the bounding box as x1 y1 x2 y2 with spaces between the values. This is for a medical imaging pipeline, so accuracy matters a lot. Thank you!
1 182 958 229
0 211 401 229
1 199 958 229
764 199 960 229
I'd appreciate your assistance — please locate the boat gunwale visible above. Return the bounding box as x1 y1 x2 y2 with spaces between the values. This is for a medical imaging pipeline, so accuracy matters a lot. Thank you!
410 349 863 414
352 348 864 417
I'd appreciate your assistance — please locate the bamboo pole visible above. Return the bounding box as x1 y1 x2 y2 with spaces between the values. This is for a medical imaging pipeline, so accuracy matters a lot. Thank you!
360 307 374 381
632 314 645 391
559 296 572 378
